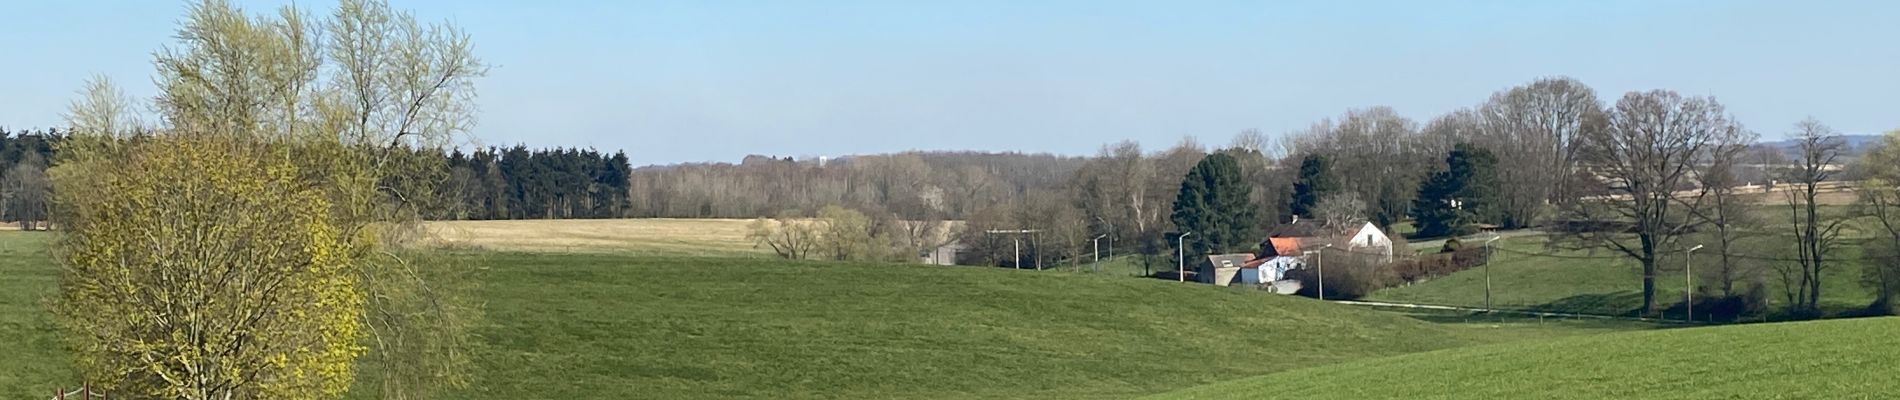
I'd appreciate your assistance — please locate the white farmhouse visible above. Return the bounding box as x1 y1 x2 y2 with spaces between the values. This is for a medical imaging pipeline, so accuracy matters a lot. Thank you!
1342 222 1394 263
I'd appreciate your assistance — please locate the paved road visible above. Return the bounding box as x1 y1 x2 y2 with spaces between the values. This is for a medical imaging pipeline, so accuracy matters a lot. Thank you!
1407 229 1546 252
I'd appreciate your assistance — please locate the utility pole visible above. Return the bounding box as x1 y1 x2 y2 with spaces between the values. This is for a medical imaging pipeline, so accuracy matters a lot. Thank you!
1176 232 1193 283
1484 235 1502 312
985 229 1039 269
1687 244 1704 322
1091 234 1108 273
1306 244 1333 300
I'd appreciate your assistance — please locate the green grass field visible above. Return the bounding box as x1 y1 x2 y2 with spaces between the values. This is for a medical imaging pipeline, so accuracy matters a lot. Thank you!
1367 234 1879 318
0 232 74 397
440 252 1660 399
0 230 1654 399
1146 316 1900 399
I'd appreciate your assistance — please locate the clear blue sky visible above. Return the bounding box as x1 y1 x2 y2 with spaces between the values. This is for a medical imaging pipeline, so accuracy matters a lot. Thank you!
3 0 1897 165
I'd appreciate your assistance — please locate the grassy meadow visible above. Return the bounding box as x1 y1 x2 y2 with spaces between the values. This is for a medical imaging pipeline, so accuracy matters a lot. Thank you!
1147 316 1900 400
11 215 1894 398
0 221 1660 399
445 252 1632 399
0 232 73 397
1369 233 1880 318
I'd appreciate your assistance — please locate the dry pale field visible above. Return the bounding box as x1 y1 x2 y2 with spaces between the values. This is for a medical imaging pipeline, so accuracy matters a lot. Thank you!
423 218 768 255
1737 185 1860 206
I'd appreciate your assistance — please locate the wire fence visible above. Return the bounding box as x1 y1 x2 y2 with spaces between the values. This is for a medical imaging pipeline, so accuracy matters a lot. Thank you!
50 384 103 400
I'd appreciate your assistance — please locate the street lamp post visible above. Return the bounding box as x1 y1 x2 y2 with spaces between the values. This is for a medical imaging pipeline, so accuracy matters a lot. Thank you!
1484 235 1503 312
1687 244 1705 322
1176 232 1193 283
1091 234 1108 273
985 230 1039 270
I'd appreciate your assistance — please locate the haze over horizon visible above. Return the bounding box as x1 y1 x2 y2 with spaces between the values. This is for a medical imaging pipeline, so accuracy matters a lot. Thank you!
4 0 1898 165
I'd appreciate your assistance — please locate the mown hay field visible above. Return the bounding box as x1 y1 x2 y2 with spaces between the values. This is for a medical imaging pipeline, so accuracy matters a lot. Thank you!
423 218 768 256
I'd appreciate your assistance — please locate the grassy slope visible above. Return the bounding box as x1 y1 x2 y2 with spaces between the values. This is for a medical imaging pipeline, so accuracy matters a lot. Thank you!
454 252 1592 399
1147 317 1900 400
0 229 1648 399
1368 234 1876 317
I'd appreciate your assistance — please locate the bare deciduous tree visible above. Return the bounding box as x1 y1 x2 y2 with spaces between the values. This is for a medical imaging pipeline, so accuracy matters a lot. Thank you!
749 210 818 259
1283 107 1436 228
1778 118 1848 312
64 75 142 138
1228 128 1276 159
1315 191 1367 230
1561 90 1749 316
1692 142 1761 297
1476 77 1601 228
2 153 50 230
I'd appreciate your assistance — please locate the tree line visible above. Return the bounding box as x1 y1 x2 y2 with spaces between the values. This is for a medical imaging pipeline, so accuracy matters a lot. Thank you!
0 128 59 228
931 77 1899 320
624 152 1086 220
0 131 637 225
435 146 634 220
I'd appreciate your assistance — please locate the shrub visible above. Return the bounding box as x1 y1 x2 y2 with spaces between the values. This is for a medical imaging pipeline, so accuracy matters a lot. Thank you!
1860 240 1900 311
1440 237 1464 253
54 136 363 399
1291 250 1396 299
1391 247 1490 284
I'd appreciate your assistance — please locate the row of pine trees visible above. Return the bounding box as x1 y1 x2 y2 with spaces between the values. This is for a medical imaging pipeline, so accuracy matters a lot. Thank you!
0 129 637 223
437 146 635 220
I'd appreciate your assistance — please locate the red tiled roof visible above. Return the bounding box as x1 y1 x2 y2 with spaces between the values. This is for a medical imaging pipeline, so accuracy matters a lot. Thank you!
1268 237 1301 257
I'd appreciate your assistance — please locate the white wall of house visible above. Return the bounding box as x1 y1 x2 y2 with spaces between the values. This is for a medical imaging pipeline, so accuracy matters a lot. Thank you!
1261 256 1302 281
1346 222 1394 262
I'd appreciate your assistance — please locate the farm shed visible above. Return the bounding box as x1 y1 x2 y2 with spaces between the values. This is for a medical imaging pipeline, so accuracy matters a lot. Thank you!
922 243 965 265
1199 254 1254 286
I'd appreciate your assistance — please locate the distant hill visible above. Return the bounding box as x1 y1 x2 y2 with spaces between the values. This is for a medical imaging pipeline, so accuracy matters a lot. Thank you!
1752 134 1883 161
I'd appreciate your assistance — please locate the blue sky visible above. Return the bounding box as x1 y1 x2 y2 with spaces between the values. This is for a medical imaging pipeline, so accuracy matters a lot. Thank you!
3 0 1897 165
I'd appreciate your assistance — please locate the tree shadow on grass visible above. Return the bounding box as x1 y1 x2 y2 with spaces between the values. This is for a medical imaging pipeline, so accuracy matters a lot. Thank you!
1523 291 1647 317
1369 292 1648 324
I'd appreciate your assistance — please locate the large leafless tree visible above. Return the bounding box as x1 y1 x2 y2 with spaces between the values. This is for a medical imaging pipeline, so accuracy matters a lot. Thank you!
2 153 50 230
1476 77 1601 228
1561 90 1750 316
1778 118 1848 312
1691 140 1760 298
1283 107 1438 228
